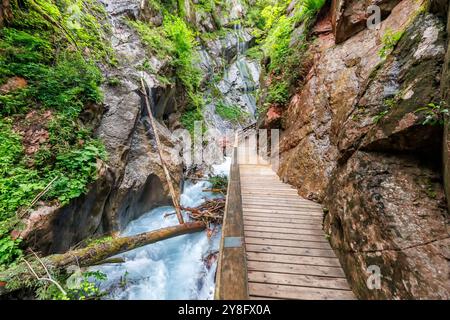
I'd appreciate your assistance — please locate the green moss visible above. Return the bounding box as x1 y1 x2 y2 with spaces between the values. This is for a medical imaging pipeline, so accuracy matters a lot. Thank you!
215 101 249 123
379 28 404 59
180 107 204 136
266 81 289 105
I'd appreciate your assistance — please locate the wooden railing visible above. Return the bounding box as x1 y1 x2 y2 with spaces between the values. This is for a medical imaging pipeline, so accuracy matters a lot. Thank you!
237 122 257 141
215 129 249 300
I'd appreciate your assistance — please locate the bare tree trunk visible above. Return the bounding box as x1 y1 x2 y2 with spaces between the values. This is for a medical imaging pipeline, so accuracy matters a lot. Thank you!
0 221 206 296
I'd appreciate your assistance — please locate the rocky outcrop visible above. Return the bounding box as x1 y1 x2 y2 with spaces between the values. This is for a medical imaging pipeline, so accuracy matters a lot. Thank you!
324 152 450 299
85 0 184 233
21 0 183 254
20 0 259 254
442 3 450 213
332 0 402 44
278 0 429 201
19 162 114 253
273 0 450 298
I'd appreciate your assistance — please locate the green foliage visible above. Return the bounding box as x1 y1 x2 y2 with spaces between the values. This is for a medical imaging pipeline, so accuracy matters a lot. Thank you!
48 140 106 204
379 28 404 59
208 174 228 191
415 102 449 126
266 81 289 105
0 1 108 269
373 110 389 124
127 19 173 59
181 107 204 136
245 46 264 61
215 102 249 123
0 119 106 269
129 14 202 110
164 15 201 92
252 0 324 108
263 15 293 72
37 270 107 300
302 0 327 17
0 235 22 268
10 0 114 63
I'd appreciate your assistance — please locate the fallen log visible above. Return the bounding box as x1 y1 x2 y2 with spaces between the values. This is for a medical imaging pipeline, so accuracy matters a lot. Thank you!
0 221 205 296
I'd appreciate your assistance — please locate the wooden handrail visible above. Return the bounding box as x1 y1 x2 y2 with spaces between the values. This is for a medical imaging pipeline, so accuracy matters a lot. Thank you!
215 146 249 300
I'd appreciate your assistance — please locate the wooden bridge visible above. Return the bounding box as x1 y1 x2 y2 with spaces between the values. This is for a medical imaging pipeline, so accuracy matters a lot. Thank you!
215 125 354 300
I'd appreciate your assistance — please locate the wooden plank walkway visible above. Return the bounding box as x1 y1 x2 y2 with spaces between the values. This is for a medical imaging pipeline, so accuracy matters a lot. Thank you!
239 164 355 300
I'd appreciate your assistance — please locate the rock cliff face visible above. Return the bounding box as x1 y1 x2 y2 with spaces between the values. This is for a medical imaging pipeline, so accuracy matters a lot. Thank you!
20 0 184 253
268 0 450 299
20 0 259 254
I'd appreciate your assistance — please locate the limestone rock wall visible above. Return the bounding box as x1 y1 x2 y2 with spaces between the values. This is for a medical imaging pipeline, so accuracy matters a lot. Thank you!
273 0 450 299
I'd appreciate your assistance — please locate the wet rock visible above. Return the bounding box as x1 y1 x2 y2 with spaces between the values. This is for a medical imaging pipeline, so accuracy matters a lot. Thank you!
262 105 283 129
23 0 183 253
20 161 115 254
103 121 183 231
278 0 425 200
277 0 450 298
100 0 140 18
338 13 446 156
203 27 255 66
204 57 260 132
96 0 183 231
332 0 401 44
324 151 450 299
429 0 449 19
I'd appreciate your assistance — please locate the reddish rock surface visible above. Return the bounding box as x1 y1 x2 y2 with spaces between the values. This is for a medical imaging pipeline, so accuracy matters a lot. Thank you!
276 0 450 298
332 0 402 44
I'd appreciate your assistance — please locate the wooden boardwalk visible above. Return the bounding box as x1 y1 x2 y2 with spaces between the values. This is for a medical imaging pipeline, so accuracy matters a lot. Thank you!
239 164 354 300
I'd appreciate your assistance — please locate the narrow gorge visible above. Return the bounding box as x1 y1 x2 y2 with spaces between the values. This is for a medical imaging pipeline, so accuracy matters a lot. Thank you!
0 0 449 300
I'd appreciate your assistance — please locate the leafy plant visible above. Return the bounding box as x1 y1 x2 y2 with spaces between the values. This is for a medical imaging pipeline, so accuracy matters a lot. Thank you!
267 81 289 105
0 1 108 269
0 235 22 268
373 110 389 124
415 102 449 126
208 174 228 191
37 270 107 300
129 13 202 112
379 29 404 59
215 102 249 124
